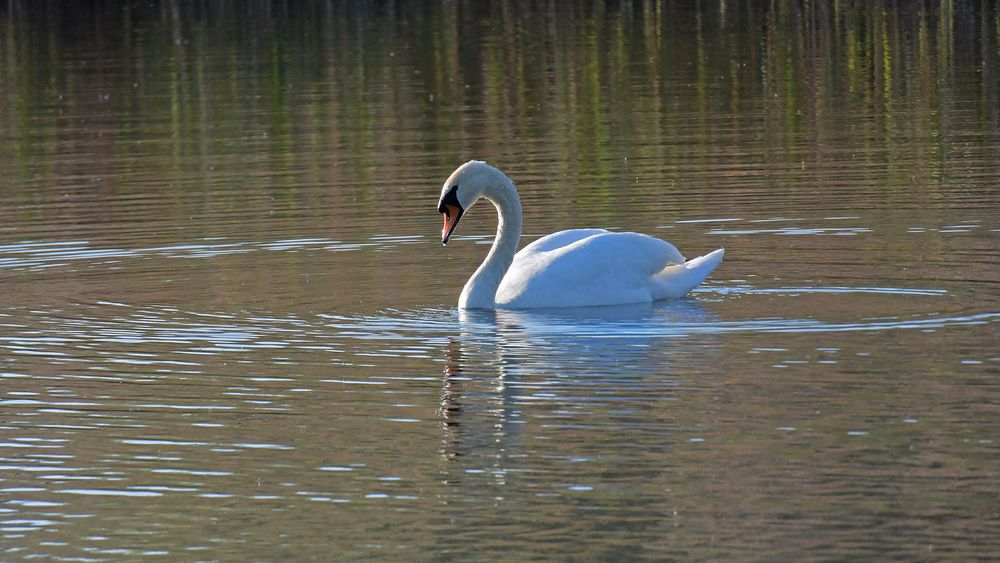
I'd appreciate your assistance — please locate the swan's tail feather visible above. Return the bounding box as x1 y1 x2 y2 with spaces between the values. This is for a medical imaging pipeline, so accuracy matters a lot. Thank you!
652 248 724 299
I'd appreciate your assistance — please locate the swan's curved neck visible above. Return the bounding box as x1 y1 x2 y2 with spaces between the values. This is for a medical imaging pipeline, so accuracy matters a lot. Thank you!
459 175 522 309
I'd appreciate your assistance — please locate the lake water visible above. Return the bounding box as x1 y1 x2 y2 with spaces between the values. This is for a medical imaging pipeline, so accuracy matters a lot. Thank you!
1 1 998 559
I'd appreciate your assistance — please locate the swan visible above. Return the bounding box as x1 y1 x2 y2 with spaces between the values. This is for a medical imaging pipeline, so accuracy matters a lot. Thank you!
437 160 725 309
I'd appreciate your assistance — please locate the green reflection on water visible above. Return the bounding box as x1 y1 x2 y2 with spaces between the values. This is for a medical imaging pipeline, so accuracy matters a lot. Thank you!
0 1 996 225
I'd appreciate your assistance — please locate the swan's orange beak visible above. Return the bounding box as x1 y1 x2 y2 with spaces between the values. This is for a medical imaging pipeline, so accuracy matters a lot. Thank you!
438 184 464 245
441 204 463 245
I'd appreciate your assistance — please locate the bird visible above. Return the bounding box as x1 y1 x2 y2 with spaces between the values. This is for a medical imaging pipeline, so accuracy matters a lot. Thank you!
437 160 724 309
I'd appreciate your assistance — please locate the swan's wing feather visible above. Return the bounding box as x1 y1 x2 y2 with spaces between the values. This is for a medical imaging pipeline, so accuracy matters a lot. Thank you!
651 248 726 299
519 228 610 253
498 231 688 307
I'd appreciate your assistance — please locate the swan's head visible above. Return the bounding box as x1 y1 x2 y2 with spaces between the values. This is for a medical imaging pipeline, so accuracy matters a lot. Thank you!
437 160 501 245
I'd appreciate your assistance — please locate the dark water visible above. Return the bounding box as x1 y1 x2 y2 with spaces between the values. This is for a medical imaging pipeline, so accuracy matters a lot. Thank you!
1 1 998 560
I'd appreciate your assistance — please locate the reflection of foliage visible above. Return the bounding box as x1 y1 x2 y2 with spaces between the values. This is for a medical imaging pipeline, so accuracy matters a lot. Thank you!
0 1 996 210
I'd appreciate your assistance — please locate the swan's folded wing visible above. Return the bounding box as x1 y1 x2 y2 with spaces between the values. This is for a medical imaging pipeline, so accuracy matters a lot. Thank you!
497 231 686 307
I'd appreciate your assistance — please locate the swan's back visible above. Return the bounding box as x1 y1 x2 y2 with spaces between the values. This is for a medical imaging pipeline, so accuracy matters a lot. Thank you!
518 228 609 253
496 230 697 308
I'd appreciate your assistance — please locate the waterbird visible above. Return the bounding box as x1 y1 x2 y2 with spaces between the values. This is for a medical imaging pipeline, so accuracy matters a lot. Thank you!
437 161 724 309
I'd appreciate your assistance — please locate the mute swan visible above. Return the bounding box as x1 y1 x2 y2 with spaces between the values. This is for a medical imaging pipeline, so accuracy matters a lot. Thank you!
438 160 724 309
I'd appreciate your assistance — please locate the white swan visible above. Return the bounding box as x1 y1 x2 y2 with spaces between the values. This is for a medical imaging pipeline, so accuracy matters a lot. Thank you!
438 160 725 309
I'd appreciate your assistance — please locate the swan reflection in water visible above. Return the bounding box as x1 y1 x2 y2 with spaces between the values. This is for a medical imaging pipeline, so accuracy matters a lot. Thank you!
437 300 724 470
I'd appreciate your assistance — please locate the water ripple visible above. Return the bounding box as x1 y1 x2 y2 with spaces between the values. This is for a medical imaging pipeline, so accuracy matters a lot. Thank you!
0 290 993 369
0 236 403 272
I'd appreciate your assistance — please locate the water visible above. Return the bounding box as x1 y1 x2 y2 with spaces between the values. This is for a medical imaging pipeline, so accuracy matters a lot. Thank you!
1 1 998 559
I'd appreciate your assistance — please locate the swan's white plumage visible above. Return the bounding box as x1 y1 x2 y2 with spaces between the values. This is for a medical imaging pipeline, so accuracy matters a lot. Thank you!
438 161 724 309
498 230 685 307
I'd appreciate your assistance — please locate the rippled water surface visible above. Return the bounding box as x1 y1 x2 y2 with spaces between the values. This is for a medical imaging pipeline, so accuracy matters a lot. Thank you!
1 1 998 560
